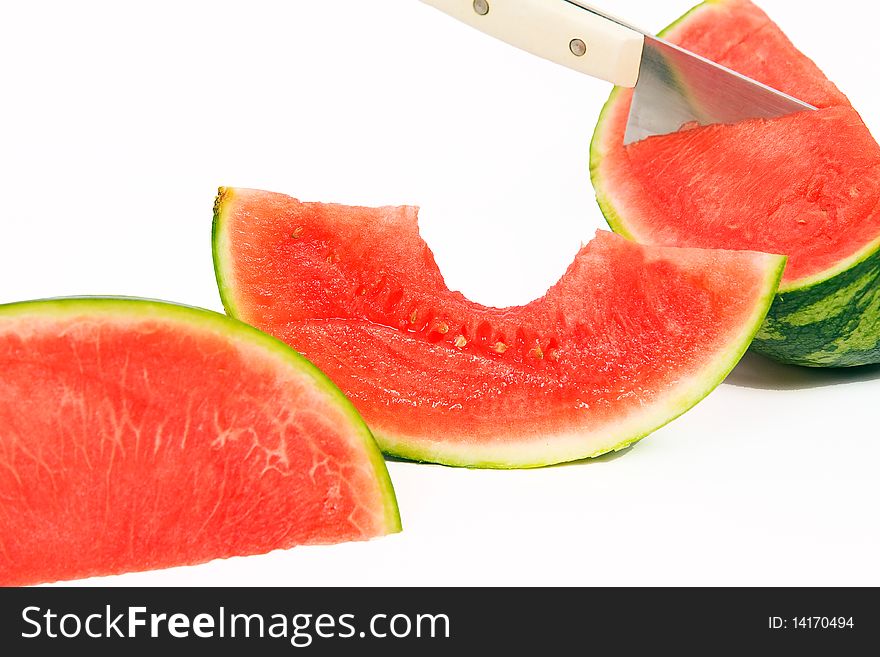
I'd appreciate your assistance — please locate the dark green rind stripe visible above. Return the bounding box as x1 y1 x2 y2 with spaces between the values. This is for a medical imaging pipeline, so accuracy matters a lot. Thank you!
753 248 880 367
589 0 880 369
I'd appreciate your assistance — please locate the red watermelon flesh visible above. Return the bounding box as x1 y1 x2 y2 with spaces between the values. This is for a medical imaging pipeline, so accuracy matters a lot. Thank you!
213 188 785 468
592 0 880 288
0 298 400 586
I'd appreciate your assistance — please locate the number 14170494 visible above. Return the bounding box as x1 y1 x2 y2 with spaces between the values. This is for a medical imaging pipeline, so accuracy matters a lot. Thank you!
769 617 854 630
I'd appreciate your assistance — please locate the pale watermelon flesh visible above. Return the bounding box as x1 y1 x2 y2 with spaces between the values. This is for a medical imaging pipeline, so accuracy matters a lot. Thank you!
0 298 400 586
214 188 785 468
592 0 880 290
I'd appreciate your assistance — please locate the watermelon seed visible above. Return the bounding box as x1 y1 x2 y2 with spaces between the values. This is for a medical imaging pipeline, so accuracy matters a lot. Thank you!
409 309 418 324
454 335 467 348
437 322 449 335
530 343 544 359
492 341 508 354
291 226 304 239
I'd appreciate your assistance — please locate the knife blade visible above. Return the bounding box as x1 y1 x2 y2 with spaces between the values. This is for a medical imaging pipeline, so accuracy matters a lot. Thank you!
420 0 816 144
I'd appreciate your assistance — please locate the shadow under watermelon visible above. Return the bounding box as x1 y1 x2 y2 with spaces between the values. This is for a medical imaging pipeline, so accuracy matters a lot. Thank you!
725 351 880 391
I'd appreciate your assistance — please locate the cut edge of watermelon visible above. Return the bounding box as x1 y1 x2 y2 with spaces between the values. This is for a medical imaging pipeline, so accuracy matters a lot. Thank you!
0 296 402 535
370 254 785 468
589 2 880 296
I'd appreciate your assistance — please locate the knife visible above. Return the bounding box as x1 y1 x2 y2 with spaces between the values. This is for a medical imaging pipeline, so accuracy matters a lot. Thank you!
420 0 816 144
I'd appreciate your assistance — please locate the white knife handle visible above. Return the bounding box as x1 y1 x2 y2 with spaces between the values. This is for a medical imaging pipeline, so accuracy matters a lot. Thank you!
420 0 644 87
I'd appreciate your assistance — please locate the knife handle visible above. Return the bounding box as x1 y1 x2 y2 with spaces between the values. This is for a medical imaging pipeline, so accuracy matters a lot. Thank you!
420 0 644 87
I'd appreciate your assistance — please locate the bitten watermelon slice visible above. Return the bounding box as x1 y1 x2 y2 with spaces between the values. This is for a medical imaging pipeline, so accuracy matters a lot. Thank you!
591 0 880 367
0 298 400 586
213 188 784 468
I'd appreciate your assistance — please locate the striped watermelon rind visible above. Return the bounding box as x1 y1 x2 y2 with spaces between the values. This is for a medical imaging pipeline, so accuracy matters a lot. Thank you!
753 242 880 366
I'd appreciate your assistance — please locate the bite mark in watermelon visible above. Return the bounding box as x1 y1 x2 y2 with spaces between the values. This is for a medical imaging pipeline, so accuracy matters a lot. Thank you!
213 187 785 468
0 298 400 586
591 0 880 367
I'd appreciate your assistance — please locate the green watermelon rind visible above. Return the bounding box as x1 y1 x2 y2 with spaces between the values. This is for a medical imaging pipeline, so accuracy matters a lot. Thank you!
370 256 785 469
213 188 245 320
753 247 880 366
213 188 786 468
0 296 402 534
589 0 880 368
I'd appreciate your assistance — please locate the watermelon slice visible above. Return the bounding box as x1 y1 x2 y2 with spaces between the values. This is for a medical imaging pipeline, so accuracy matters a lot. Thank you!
0 298 400 586
591 0 880 367
213 187 784 468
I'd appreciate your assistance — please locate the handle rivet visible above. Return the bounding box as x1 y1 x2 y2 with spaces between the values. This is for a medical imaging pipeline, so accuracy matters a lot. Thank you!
570 39 587 57
473 0 489 16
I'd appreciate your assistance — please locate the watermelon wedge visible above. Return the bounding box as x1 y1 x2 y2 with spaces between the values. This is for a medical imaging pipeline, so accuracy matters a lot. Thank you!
0 298 400 586
591 0 880 367
213 188 785 468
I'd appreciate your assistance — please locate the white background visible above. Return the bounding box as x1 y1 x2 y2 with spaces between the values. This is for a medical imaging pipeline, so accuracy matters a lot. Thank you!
2 0 878 587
